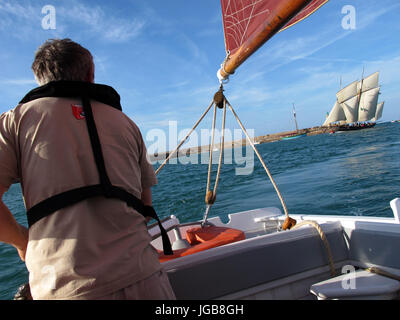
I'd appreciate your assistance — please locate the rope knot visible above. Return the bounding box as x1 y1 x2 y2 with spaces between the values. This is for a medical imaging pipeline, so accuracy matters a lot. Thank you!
205 190 216 205
213 88 225 109
282 216 297 230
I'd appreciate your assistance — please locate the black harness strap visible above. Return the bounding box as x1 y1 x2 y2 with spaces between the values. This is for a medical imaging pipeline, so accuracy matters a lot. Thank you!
27 184 173 255
81 95 113 193
23 81 173 255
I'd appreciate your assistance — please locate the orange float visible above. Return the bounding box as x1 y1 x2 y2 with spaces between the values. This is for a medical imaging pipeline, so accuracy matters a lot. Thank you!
158 225 245 263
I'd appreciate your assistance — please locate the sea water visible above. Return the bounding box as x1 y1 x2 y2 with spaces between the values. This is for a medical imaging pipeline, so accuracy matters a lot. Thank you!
0 122 399 300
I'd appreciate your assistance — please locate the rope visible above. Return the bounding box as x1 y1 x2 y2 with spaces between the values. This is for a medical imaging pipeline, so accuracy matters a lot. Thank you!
155 99 214 175
203 96 227 226
292 220 336 277
366 267 400 281
213 100 226 195
205 88 227 204
225 98 290 220
206 103 218 195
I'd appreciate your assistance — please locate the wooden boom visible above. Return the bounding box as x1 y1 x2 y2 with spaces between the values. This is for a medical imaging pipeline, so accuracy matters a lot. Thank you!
218 0 313 80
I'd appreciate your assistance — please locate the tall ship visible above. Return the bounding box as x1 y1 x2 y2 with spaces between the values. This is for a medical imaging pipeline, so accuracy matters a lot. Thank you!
322 71 384 131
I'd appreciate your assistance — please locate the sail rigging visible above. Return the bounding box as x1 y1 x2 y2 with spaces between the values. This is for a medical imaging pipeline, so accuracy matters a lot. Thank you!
218 0 329 81
158 1 329 228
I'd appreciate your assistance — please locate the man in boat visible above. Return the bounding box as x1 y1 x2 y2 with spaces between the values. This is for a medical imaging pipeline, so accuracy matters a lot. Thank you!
0 38 175 300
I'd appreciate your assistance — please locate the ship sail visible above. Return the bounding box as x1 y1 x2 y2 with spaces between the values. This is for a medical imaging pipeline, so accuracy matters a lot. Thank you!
371 101 384 122
360 71 379 93
322 101 346 126
376 101 384 121
357 71 380 122
341 95 359 123
358 87 379 122
336 81 358 105
218 0 329 81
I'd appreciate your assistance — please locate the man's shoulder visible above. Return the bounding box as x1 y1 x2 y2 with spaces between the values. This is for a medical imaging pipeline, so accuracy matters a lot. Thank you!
0 103 24 126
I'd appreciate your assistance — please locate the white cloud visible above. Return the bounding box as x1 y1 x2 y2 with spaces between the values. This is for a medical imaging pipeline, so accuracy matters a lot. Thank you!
0 1 36 19
58 2 146 42
0 78 37 85
0 0 146 42
0 1 44 39
356 3 400 30
179 33 209 65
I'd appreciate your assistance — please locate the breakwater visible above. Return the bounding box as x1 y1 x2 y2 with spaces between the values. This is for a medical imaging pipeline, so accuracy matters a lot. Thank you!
150 126 334 161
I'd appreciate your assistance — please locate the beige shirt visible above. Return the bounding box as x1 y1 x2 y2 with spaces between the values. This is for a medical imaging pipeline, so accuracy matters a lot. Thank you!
0 96 162 299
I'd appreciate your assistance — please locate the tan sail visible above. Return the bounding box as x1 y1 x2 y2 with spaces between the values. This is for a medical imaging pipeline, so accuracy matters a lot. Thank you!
336 80 358 104
322 101 346 126
358 87 379 122
376 101 384 121
371 101 384 122
360 71 379 93
341 95 359 124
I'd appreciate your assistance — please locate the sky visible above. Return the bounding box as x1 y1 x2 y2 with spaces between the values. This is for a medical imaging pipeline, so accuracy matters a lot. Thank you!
0 0 399 152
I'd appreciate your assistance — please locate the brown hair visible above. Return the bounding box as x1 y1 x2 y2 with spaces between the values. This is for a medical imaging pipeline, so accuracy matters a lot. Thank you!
32 38 94 85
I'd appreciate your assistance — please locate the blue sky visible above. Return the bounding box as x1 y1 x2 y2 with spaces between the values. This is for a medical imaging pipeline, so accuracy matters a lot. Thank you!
0 0 399 151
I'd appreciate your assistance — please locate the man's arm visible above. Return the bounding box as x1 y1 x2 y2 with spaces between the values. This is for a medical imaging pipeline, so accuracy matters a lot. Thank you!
141 187 152 206
0 185 28 261
141 187 153 223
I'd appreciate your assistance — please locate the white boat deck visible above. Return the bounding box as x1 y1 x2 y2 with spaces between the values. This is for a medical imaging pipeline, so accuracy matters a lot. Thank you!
148 198 400 300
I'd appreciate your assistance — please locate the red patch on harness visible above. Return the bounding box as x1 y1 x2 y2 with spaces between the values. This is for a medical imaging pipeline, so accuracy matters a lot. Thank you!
71 104 85 120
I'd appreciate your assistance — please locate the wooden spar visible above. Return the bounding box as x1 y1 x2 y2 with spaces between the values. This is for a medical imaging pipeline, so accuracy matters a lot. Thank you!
218 0 313 80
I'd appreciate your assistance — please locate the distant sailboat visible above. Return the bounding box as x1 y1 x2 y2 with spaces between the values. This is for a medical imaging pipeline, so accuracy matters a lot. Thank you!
323 71 384 131
281 103 307 140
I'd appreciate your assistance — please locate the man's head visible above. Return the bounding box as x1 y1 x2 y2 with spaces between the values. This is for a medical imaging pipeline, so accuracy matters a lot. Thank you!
32 38 94 86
